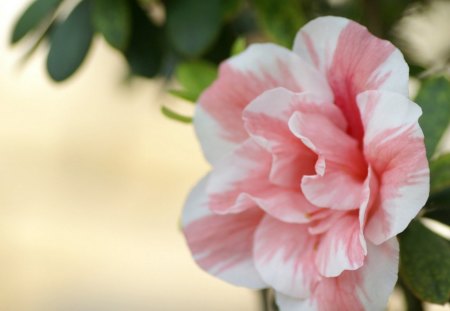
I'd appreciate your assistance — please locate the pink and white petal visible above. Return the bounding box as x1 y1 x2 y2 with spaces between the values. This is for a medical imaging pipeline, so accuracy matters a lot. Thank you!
195 43 332 165
294 16 409 140
288 110 365 174
315 213 367 277
275 293 317 311
207 139 315 223
251 188 316 224
206 139 272 214
357 91 429 245
276 239 399 311
301 165 365 210
289 110 367 210
253 215 321 299
182 175 266 288
243 89 334 187
293 16 349 73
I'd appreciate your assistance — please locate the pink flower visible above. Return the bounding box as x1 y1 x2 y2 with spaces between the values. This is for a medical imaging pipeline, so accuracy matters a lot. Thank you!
182 16 429 310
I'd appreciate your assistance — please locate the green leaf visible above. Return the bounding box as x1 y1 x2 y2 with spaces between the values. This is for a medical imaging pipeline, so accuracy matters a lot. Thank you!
170 61 217 102
399 220 450 304
168 89 197 103
11 0 63 44
398 279 424 311
124 2 162 78
166 0 223 56
46 0 94 81
161 106 192 123
424 153 450 226
92 0 131 50
231 37 246 55
251 0 306 47
415 77 450 159
430 153 450 195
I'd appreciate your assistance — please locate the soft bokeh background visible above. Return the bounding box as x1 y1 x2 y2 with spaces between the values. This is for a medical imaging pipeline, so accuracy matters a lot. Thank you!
0 1 261 310
0 1 449 311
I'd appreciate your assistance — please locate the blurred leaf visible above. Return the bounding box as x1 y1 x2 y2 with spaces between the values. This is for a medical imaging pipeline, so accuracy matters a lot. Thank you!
378 0 420 38
231 37 246 55
11 0 63 44
430 153 450 195
399 220 450 304
203 23 237 64
20 22 54 64
398 279 424 311
251 0 306 46
124 2 162 78
46 0 93 82
170 61 217 102
424 153 450 226
222 0 243 20
92 0 131 51
168 89 197 103
166 0 223 56
161 106 192 123
415 77 450 159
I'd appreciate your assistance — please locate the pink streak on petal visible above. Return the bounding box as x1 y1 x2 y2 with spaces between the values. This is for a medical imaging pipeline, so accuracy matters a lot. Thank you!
315 213 366 277
289 111 366 177
207 140 272 214
357 91 429 244
184 207 264 275
328 22 395 142
301 32 320 67
365 125 428 243
200 59 303 144
254 215 321 299
207 139 314 223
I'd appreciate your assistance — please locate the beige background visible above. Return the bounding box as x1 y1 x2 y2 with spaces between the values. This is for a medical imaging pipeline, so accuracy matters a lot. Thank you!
0 1 448 310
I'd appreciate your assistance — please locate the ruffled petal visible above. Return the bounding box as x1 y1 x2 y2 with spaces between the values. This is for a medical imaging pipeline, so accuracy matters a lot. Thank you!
293 16 409 141
314 214 367 277
195 43 332 164
182 176 266 288
206 139 272 214
243 88 336 188
253 215 321 299
289 109 366 210
208 139 314 223
357 91 429 245
275 239 399 311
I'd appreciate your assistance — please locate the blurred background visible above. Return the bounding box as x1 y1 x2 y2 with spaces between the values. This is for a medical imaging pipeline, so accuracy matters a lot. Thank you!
0 0 449 310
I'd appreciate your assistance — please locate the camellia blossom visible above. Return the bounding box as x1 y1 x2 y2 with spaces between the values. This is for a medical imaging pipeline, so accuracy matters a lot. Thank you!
182 16 429 310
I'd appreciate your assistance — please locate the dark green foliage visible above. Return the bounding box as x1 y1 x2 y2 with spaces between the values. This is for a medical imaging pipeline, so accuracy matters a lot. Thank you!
166 0 223 57
124 2 163 78
46 0 94 82
424 153 450 226
92 0 131 50
251 0 306 47
399 220 450 304
11 0 63 44
415 77 450 159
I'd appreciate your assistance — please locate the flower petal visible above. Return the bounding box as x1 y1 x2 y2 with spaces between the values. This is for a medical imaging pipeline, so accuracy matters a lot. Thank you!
275 238 399 311
289 110 366 210
253 215 321 299
315 213 367 277
208 139 314 223
182 176 266 288
206 139 272 214
243 88 337 188
195 43 332 165
293 16 409 141
357 91 429 245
